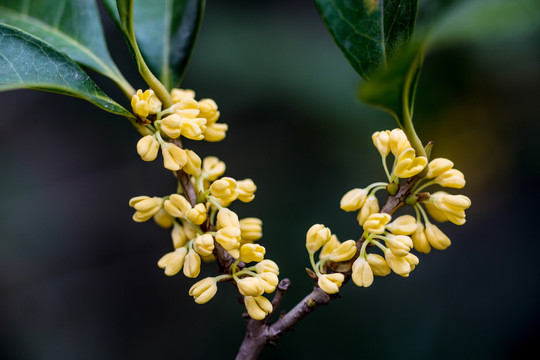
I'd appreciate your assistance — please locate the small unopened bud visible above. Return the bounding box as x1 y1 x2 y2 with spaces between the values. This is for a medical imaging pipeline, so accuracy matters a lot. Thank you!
305 224 332 253
237 179 257 203
198 98 220 125
161 143 187 171
193 234 215 256
240 244 266 263
237 276 264 296
189 277 218 304
239 218 263 242
187 203 207 225
340 188 367 212
394 147 428 178
258 272 279 293
183 149 202 175
372 130 391 156
255 259 280 275
411 222 431 254
215 226 241 250
204 123 228 142
153 208 174 228
366 253 391 276
425 223 451 250
426 158 454 179
210 177 238 202
317 273 344 294
319 235 340 259
386 215 418 235
244 295 273 320
157 247 187 276
183 250 201 278
358 195 380 225
363 213 392 234
202 156 226 181
137 135 159 161
385 249 411 277
160 114 182 139
164 194 192 218
328 240 357 262
386 234 413 257
171 88 195 103
434 169 466 189
217 208 240 229
351 257 374 287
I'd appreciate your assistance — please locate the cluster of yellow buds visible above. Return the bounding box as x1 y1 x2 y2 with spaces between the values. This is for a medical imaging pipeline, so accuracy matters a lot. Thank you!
132 88 228 172
305 128 471 294
129 86 279 320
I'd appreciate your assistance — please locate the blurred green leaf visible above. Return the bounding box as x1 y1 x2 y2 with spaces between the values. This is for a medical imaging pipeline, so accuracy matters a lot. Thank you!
0 0 132 94
315 0 418 79
103 0 206 90
0 24 134 117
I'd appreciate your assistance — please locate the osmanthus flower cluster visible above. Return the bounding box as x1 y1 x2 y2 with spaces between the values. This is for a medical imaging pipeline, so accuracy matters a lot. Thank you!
128 88 279 320
306 128 471 294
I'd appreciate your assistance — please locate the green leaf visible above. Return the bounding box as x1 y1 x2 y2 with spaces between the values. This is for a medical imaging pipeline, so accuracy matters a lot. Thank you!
0 0 133 95
315 0 418 79
0 23 134 118
103 0 206 90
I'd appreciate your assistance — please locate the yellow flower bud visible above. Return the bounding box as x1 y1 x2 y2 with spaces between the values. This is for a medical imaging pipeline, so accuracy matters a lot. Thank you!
171 88 195 103
183 149 202 175
404 253 419 272
193 234 215 256
255 259 279 275
340 188 367 212
386 234 413 257
411 222 431 254
426 158 454 179
239 218 263 242
157 247 187 276
434 169 466 189
204 123 228 142
351 257 374 287
328 240 357 262
386 215 418 235
131 89 161 118
202 156 226 181
237 179 257 203
198 98 220 125
363 213 392 234
174 98 200 119
164 194 192 218
366 253 391 276
240 243 266 263
161 143 187 171
425 223 451 250
394 147 428 178
357 195 380 226
258 272 279 293
244 296 272 320
210 177 238 202
425 191 471 225
160 114 182 139
137 135 160 161
305 224 332 253
216 208 240 229
183 249 201 278
389 128 411 156
181 117 207 140
189 277 218 304
130 196 163 222
237 276 264 296
372 130 391 156
183 222 198 240
153 208 174 228
215 226 241 250
171 222 188 248
317 273 344 294
187 203 207 225
319 234 340 259
385 249 411 277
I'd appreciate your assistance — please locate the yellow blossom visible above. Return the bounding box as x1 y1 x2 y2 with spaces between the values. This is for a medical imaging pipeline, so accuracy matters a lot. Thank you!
181 117 207 140
187 203 207 225
426 158 454 179
204 123 228 142
183 249 201 278
318 273 344 294
198 98 220 125
425 191 471 225
240 218 263 242
237 179 257 203
434 169 466 189
183 149 202 175
351 257 374 287
189 277 218 304
357 195 380 226
411 222 431 254
164 194 192 218
385 249 411 277
131 89 161 118
258 272 279 293
129 196 163 222
157 247 187 276
424 223 451 250
160 114 182 139
193 234 215 256
404 253 419 272
394 147 428 178
340 188 367 212
372 130 391 156
240 244 266 263
216 208 240 229
210 177 238 202
215 226 241 250
174 98 200 119
161 142 187 171
137 135 160 161
237 276 264 296
389 128 411 156
244 296 272 320
202 156 226 181
319 234 340 259
255 260 280 275
366 253 391 276
363 213 392 234
386 234 413 257
171 88 195 103
171 222 189 248
328 240 357 262
386 215 418 235
305 224 332 253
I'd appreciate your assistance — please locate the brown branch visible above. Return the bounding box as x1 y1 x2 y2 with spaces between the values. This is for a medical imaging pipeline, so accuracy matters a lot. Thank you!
235 177 420 359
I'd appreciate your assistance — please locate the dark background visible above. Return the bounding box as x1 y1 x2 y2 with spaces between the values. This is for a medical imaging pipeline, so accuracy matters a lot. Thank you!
1 0 539 359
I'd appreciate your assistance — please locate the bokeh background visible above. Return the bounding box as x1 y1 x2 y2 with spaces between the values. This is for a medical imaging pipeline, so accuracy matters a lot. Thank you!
1 0 539 359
